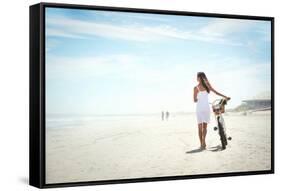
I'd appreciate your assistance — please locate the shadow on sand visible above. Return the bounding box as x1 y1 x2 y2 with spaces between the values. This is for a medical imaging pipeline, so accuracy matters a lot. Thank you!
208 145 224 152
185 148 204 154
186 145 225 154
18 177 29 185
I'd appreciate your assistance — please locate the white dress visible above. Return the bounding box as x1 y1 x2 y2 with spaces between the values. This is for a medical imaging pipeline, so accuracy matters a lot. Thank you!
196 87 210 124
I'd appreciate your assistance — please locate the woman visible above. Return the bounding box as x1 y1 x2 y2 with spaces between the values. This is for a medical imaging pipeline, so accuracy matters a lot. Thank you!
193 72 230 149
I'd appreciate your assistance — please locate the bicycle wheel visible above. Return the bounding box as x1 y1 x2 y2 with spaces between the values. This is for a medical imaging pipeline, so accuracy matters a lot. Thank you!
217 116 227 149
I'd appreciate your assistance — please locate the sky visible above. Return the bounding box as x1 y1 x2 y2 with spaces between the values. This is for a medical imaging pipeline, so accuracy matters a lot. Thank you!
45 7 271 115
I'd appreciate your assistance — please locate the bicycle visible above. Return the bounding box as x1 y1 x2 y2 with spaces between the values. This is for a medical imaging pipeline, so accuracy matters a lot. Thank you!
211 98 232 150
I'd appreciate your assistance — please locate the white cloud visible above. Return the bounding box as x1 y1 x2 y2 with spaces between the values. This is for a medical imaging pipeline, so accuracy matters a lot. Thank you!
199 18 253 37
46 39 62 52
46 16 162 42
96 11 172 22
46 28 87 39
46 15 256 46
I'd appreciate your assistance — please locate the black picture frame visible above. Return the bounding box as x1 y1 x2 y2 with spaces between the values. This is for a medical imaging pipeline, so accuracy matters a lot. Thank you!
30 2 275 189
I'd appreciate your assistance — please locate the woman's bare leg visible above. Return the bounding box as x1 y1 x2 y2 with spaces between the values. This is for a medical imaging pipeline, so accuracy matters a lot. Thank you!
198 123 203 148
202 123 207 149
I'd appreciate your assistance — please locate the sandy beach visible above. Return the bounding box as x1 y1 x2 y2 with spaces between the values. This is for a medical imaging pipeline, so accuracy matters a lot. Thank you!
46 112 271 184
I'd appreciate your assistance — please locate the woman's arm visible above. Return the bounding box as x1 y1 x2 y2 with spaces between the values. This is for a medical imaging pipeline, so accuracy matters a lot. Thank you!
208 83 230 99
193 87 198 102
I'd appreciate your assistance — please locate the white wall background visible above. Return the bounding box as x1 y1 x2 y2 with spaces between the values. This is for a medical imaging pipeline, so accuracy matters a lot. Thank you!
0 0 279 190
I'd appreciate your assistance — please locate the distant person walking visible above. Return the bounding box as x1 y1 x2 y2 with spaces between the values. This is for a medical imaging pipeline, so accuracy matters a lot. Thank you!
161 111 165 121
194 72 230 149
165 111 170 121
